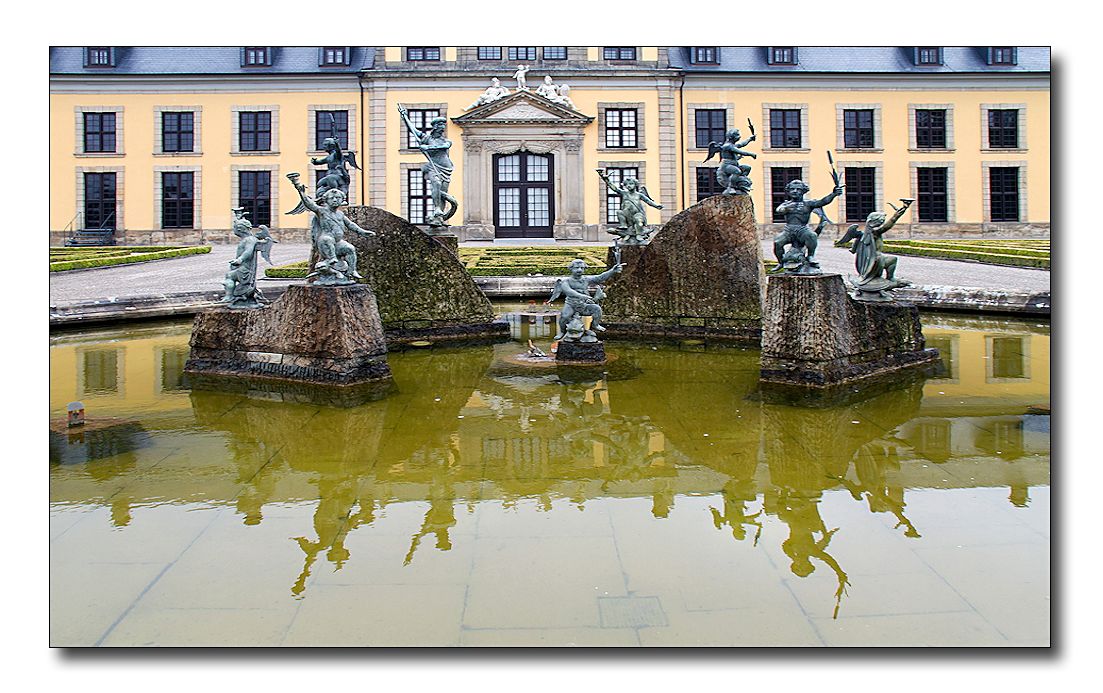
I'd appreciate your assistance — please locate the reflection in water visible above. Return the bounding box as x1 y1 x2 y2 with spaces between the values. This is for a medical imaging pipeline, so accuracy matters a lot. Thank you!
49 314 1050 622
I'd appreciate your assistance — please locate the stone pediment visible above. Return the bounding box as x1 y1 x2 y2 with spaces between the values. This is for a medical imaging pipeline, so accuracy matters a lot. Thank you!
452 90 593 126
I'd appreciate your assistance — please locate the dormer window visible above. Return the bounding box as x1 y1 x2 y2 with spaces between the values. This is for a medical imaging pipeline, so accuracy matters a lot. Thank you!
85 47 114 67
990 47 1018 65
321 46 348 66
916 47 943 65
243 47 270 66
691 47 718 64
407 47 440 61
768 47 796 65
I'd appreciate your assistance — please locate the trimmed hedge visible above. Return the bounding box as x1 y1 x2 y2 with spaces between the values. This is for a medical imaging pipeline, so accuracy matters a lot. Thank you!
880 243 1049 269
50 245 212 272
883 239 1050 259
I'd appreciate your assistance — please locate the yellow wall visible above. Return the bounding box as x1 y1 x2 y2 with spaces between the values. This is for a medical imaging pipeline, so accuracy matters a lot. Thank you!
681 87 1050 224
51 89 360 233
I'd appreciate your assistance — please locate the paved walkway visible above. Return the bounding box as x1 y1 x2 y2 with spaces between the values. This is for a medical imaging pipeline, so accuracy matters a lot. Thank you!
49 240 1049 305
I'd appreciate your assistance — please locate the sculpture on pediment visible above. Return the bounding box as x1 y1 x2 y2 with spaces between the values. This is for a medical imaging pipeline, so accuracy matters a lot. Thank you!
596 168 663 245
512 64 530 91
535 75 577 109
467 77 510 110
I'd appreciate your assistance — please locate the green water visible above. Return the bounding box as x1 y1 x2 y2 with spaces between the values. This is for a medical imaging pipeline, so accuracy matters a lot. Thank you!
49 314 1050 646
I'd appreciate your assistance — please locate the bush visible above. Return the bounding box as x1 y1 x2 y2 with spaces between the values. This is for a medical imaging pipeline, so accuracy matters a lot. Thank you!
49 245 212 272
880 243 1049 269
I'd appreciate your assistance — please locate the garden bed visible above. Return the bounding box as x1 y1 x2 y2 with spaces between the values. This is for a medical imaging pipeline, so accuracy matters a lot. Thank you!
50 245 212 272
881 239 1050 269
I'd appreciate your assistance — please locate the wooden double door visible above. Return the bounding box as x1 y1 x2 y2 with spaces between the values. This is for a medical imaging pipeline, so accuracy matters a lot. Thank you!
493 152 554 238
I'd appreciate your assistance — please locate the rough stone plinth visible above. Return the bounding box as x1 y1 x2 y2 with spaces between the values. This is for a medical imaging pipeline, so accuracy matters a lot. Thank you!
556 340 607 364
312 207 502 345
184 284 392 387
759 273 940 389
602 194 764 342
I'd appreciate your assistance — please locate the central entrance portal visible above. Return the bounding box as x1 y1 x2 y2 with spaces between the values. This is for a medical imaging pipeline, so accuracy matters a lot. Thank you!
493 153 554 238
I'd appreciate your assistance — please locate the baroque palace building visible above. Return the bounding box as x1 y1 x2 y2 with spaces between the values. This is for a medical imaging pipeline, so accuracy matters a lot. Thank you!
49 46 1050 244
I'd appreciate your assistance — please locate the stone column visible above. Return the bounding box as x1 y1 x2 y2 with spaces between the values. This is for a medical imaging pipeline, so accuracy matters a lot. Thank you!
461 138 494 239
367 82 388 207
656 81 679 223
556 137 586 240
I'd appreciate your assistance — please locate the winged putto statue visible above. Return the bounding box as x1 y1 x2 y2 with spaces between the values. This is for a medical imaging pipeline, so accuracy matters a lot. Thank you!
703 121 757 195
287 113 360 215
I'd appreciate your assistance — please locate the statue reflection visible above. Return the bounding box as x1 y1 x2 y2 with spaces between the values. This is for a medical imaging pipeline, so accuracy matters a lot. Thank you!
831 442 920 538
711 479 762 544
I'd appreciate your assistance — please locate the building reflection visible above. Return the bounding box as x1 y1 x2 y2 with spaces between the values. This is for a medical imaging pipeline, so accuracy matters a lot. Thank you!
50 317 1051 613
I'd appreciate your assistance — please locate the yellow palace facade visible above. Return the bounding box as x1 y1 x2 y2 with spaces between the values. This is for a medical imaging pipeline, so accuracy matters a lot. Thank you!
49 46 1050 244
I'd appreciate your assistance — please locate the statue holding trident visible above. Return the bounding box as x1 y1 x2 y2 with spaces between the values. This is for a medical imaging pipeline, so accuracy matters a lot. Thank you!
286 113 360 215
287 172 374 286
398 105 458 229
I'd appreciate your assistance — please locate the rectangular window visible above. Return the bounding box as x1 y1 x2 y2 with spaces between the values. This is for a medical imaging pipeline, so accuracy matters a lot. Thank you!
407 169 432 224
692 47 718 64
916 167 948 222
769 109 801 148
239 111 272 152
315 110 349 150
694 109 726 149
991 47 1017 65
844 167 876 222
321 47 346 65
695 167 725 202
162 111 194 153
989 167 1020 222
161 172 194 229
83 112 116 153
244 47 269 66
508 47 536 61
987 109 1019 148
404 109 440 149
843 109 875 149
603 47 636 61
239 171 271 227
82 350 119 393
83 172 116 230
991 337 1026 378
543 47 567 60
477 47 501 60
770 167 802 222
916 47 942 65
407 47 440 61
604 109 638 148
87 47 111 66
915 109 947 149
769 47 796 64
605 167 639 223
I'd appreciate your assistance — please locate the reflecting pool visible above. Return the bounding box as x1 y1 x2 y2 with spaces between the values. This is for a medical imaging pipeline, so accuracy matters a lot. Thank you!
49 313 1050 646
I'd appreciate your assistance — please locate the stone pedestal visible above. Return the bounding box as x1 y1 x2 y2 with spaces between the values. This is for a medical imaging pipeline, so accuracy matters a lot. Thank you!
184 284 393 388
556 340 607 364
318 206 508 345
602 195 764 343
759 273 940 390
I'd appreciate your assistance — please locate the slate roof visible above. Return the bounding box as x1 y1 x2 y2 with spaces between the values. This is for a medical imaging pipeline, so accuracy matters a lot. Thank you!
49 47 376 74
669 47 1050 73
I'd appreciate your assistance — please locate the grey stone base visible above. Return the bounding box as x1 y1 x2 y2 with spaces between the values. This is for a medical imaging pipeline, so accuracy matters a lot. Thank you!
185 371 396 408
759 273 941 391
184 284 393 389
556 340 607 364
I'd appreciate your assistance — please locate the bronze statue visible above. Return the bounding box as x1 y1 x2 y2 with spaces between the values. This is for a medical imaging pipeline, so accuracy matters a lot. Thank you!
287 173 374 286
546 258 624 342
286 114 360 215
703 122 757 195
398 105 457 229
596 168 663 245
772 179 844 274
222 208 277 308
835 198 915 301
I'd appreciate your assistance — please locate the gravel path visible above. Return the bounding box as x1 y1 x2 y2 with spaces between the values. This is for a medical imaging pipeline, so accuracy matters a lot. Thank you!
49 240 1049 305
